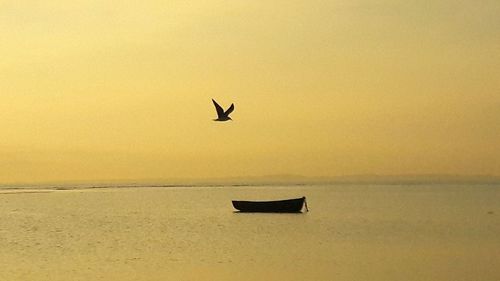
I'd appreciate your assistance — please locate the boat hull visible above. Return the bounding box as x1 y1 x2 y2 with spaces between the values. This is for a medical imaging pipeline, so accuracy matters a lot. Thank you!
232 197 306 213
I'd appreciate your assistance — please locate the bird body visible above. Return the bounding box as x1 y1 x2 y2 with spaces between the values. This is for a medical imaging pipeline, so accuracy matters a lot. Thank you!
212 99 234 121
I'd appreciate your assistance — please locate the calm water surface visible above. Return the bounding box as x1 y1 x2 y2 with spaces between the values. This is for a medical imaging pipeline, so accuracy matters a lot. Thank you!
0 184 499 280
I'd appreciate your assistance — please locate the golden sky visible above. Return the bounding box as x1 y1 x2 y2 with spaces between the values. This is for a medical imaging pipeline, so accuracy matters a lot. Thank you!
1 1 499 183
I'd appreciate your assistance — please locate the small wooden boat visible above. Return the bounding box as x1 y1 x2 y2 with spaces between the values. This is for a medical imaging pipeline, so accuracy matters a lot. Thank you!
232 196 308 213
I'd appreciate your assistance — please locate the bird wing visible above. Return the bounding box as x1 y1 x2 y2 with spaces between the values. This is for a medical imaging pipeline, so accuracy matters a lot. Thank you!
212 99 225 117
224 103 234 115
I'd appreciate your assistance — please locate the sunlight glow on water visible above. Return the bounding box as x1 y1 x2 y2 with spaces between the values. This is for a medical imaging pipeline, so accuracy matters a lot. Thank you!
0 184 499 281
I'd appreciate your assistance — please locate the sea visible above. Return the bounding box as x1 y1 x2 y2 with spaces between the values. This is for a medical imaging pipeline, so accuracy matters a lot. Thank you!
0 183 499 281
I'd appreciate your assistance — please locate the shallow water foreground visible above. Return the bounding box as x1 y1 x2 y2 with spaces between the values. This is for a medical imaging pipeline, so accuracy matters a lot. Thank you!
0 184 499 281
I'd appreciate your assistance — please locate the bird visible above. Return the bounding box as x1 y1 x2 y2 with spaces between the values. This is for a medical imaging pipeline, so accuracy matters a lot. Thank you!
212 99 234 121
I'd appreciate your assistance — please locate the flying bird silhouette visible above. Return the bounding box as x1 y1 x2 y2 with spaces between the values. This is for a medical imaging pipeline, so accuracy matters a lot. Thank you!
212 99 234 121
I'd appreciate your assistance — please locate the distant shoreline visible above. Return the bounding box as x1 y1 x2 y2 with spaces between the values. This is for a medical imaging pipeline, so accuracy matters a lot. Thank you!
1 174 499 190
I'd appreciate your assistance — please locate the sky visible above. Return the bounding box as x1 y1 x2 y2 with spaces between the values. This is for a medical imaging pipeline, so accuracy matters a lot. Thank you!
1 0 499 184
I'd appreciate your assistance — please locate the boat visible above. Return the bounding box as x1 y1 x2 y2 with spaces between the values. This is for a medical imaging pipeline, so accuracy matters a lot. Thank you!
232 196 308 213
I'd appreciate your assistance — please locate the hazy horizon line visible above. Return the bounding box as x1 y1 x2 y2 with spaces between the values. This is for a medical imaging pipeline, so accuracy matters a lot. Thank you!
2 173 500 188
